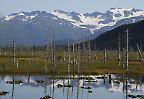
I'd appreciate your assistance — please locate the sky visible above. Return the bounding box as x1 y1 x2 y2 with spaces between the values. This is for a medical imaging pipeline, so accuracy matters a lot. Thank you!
0 0 144 16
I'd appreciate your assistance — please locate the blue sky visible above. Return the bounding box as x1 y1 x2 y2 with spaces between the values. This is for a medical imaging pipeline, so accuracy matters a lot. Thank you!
0 0 144 16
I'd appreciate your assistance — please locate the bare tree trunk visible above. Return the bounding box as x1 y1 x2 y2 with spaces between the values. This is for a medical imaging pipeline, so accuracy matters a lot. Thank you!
104 49 107 62
125 29 129 70
72 43 76 67
137 43 144 64
118 33 121 65
67 41 71 84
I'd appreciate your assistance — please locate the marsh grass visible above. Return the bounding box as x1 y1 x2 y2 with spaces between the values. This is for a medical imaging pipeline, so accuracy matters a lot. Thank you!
0 51 143 75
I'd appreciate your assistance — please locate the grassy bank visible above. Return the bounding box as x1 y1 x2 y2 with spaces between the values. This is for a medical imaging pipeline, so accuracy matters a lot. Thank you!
0 51 143 75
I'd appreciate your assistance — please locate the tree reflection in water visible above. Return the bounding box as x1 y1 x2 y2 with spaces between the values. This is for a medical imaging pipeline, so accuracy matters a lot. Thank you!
0 74 144 99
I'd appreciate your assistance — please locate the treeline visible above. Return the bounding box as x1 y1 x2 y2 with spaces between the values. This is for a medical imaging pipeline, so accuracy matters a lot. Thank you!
89 20 144 51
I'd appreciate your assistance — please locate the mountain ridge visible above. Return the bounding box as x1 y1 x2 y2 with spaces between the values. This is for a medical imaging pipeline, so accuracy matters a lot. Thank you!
89 20 144 50
2 8 144 33
0 8 144 46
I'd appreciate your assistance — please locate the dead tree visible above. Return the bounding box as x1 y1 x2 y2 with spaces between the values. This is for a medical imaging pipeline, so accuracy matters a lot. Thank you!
77 42 81 76
104 49 107 62
72 43 76 67
118 33 121 65
51 34 56 74
12 32 16 68
67 40 71 84
44 43 50 75
82 34 86 61
122 29 129 70
16 59 19 69
125 29 129 70
88 41 91 62
137 43 144 64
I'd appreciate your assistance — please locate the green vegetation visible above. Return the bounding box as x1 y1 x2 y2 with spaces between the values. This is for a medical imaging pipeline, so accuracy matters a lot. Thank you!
90 20 144 50
0 91 9 96
0 50 143 75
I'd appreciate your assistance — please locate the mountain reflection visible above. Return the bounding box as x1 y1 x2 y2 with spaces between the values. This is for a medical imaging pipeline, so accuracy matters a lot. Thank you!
0 74 144 99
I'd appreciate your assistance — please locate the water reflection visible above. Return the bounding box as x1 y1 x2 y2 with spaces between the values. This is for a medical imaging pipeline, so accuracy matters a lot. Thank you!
0 74 144 99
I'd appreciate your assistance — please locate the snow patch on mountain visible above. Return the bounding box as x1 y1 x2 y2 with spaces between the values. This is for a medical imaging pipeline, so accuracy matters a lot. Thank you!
2 8 144 35
26 15 37 20
50 8 144 33
4 15 16 21
4 12 38 22
51 10 73 22
109 8 144 21
18 12 25 16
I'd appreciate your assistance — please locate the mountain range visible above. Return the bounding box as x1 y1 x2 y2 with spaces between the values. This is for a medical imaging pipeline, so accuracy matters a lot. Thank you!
0 8 144 46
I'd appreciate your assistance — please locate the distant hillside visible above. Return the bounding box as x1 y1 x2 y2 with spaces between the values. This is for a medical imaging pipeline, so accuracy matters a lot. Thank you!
90 20 144 50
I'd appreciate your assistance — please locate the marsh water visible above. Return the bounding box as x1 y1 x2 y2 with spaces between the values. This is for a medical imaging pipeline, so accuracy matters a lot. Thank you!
0 74 144 99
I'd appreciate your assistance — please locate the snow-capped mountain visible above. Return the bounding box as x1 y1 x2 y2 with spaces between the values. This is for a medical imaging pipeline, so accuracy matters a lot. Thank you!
0 11 91 46
51 8 144 33
0 8 144 46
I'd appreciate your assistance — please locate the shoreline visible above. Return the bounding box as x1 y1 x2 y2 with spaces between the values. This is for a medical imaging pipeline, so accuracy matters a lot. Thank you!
0 68 144 75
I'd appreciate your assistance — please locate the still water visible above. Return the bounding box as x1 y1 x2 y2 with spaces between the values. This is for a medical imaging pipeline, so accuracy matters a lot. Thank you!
0 74 144 99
